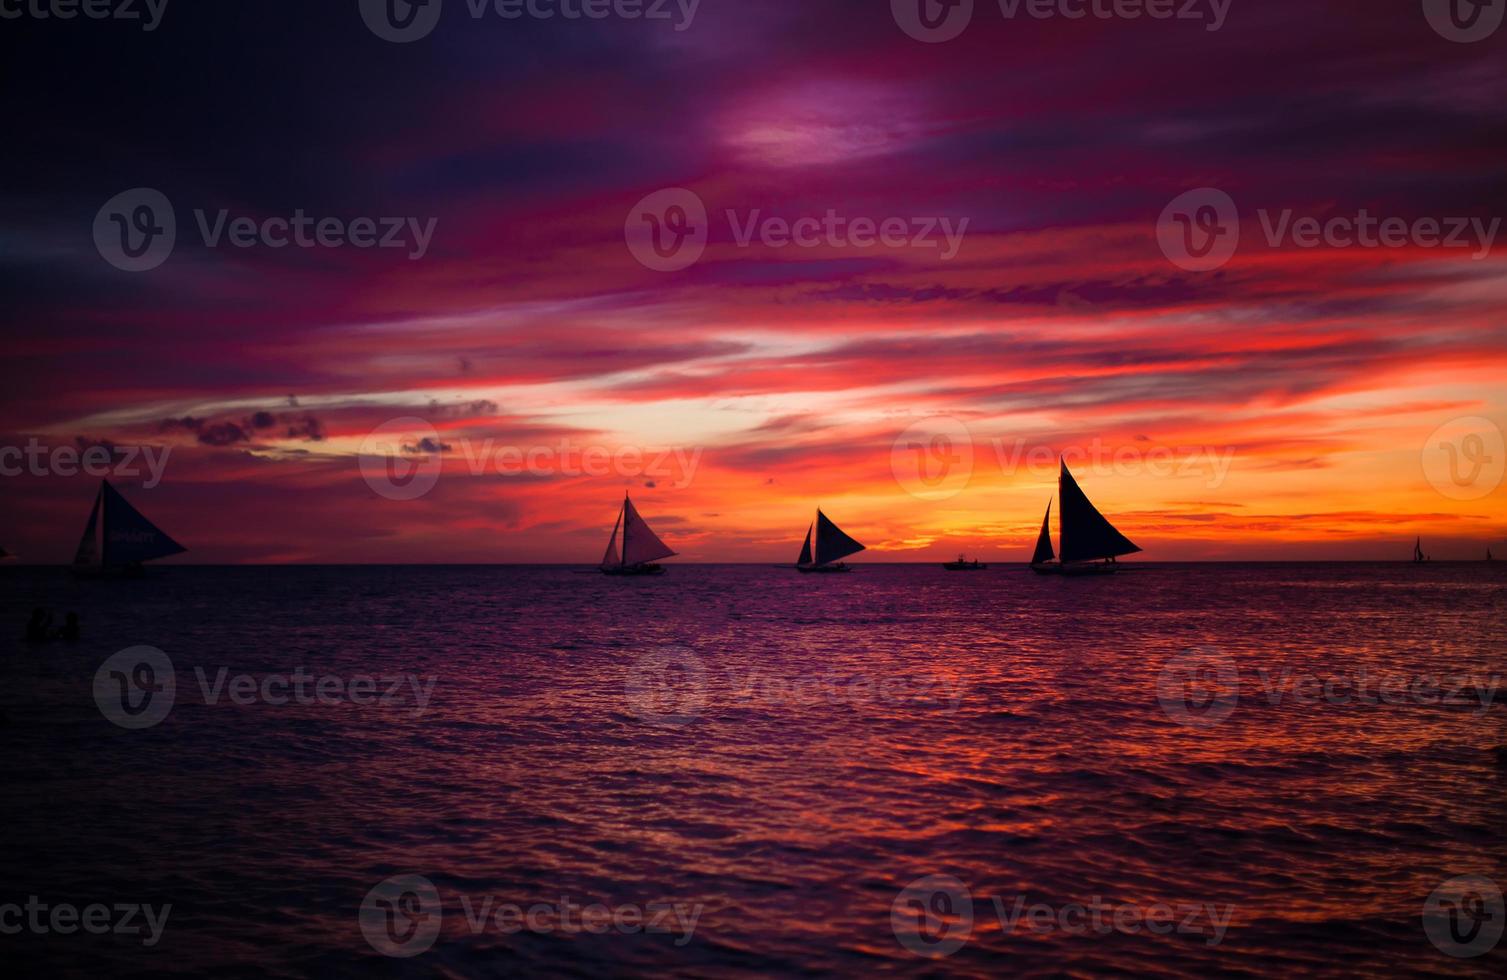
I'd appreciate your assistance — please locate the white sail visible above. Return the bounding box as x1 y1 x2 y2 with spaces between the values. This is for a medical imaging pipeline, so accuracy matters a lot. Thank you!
621 495 676 565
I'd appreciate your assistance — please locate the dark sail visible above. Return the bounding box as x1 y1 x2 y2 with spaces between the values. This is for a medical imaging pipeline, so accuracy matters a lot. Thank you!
814 509 865 565
73 485 103 567
1031 502 1055 564
101 481 186 566
620 495 675 565
796 523 813 565
1057 462 1140 563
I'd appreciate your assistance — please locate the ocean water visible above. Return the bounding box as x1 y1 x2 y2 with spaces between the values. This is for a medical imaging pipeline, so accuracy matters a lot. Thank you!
2 563 1504 978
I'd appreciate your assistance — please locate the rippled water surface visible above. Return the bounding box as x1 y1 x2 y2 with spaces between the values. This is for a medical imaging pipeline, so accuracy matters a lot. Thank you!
3 563 1504 977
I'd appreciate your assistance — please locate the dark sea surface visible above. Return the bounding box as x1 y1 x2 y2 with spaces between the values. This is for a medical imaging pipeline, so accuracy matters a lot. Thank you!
2 563 1504 978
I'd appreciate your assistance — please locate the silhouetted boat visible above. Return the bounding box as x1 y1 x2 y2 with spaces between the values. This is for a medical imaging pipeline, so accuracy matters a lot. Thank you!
943 554 986 570
1412 537 1429 564
1030 461 1141 575
600 493 675 575
71 479 186 577
1488 546 1495 562
795 509 865 573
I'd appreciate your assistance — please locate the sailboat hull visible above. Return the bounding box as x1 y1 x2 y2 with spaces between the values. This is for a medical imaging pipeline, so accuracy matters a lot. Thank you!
796 563 851 573
1032 562 1118 576
69 563 147 580
601 563 665 576
1060 562 1119 576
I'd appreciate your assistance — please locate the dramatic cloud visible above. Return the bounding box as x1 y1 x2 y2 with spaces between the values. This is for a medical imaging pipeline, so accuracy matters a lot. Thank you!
1 1 1503 561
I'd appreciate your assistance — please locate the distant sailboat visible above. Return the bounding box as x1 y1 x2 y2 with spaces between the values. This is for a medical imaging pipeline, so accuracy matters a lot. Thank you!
1488 546 1495 562
794 509 865 573
600 493 676 575
1412 537 1429 564
1030 461 1141 575
72 479 186 577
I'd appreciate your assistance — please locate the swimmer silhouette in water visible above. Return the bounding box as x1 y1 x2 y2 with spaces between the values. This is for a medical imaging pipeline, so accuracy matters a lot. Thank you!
25 608 52 643
57 612 81 642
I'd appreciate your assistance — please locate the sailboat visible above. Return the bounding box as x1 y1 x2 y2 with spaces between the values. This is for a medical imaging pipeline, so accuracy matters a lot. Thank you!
600 492 676 575
1029 461 1142 575
1488 546 1495 562
1412 537 1429 564
794 509 865 573
71 479 186 577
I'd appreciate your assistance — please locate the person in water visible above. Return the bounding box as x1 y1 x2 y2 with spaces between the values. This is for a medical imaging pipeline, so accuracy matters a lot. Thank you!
25 608 52 643
57 612 81 642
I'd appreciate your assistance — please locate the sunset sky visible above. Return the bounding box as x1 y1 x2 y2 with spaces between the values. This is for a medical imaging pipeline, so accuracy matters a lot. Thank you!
2 1 1504 563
